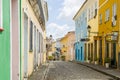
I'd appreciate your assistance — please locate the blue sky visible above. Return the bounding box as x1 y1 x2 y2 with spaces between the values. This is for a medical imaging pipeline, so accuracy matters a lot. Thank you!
46 0 85 39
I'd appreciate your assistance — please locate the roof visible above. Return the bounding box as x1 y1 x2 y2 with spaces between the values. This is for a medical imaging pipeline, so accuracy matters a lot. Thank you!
73 0 88 20
60 31 75 41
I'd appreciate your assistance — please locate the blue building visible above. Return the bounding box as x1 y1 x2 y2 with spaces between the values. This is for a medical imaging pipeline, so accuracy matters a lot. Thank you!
73 1 88 62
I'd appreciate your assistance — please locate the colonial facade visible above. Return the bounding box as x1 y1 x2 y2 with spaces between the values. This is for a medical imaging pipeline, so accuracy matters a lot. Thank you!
46 35 54 57
98 0 120 69
73 1 88 62
74 0 120 69
60 31 75 61
60 35 68 60
67 31 75 61
85 0 99 63
21 0 48 79
0 0 20 80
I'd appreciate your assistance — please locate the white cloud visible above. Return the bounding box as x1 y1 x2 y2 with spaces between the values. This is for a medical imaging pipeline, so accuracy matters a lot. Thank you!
57 0 85 20
46 23 74 39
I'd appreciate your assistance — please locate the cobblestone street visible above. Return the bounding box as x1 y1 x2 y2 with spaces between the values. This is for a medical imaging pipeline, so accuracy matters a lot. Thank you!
46 61 114 80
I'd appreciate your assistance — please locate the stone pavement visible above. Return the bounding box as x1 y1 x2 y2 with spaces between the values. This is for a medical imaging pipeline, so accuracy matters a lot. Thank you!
46 61 113 80
74 61 120 80
28 63 49 80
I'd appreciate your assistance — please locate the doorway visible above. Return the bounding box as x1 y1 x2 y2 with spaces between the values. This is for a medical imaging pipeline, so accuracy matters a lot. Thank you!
99 40 102 64
91 43 93 61
34 26 37 70
118 53 120 69
84 44 87 61
24 13 28 77
78 49 80 61
88 44 90 60
94 40 97 61
81 47 83 61
111 43 117 68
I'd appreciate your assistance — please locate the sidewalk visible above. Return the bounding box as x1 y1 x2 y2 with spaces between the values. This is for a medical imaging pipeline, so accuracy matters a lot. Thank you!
73 61 120 79
28 63 49 80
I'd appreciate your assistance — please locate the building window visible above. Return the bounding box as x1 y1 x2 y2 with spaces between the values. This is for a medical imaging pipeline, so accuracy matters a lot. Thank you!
106 43 109 58
41 35 43 53
105 9 110 22
112 3 117 26
99 14 102 24
40 33 43 53
0 0 2 28
112 3 117 17
91 6 94 18
39 32 40 53
37 29 39 53
94 1 97 18
90 7 92 19
29 21 33 51
88 8 90 20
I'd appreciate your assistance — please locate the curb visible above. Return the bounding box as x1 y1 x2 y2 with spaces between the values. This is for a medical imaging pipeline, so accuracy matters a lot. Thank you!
74 61 120 80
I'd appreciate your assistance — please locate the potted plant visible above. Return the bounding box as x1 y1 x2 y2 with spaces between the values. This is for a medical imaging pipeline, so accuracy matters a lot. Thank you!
88 57 90 63
48 56 54 61
61 55 65 61
104 57 111 68
94 58 99 65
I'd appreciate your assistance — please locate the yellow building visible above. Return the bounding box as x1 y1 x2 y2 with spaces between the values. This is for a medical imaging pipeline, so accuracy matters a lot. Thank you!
52 41 56 54
60 36 68 60
85 0 99 63
67 31 75 61
98 0 120 69
60 31 75 61
21 0 48 79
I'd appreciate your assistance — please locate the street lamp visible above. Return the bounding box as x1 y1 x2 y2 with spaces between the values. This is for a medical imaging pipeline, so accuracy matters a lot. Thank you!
87 25 99 36
87 25 91 33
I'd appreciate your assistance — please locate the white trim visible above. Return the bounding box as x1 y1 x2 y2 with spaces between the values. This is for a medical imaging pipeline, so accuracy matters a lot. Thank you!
99 0 108 9
18 0 20 80
0 0 3 28
10 0 13 80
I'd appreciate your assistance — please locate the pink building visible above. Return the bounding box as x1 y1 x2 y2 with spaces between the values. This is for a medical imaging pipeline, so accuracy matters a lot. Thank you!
67 31 75 61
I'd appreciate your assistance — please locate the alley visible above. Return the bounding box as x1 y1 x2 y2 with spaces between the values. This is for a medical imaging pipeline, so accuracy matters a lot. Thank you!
45 61 113 80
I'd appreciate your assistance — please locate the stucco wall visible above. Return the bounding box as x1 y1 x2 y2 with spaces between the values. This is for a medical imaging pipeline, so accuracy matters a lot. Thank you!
21 0 46 79
11 0 20 79
0 0 10 80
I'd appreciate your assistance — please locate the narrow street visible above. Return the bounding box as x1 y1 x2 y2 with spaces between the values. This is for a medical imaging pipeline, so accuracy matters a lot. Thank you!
45 61 113 80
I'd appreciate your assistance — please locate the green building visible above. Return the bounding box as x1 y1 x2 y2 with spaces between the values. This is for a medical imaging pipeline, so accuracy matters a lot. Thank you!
0 0 21 80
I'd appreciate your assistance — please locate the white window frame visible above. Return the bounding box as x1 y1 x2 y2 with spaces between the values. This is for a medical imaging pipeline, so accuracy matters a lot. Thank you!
112 3 117 26
99 14 102 24
88 8 90 20
91 6 93 18
94 1 98 17
0 0 3 28
112 3 117 17
105 9 110 22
